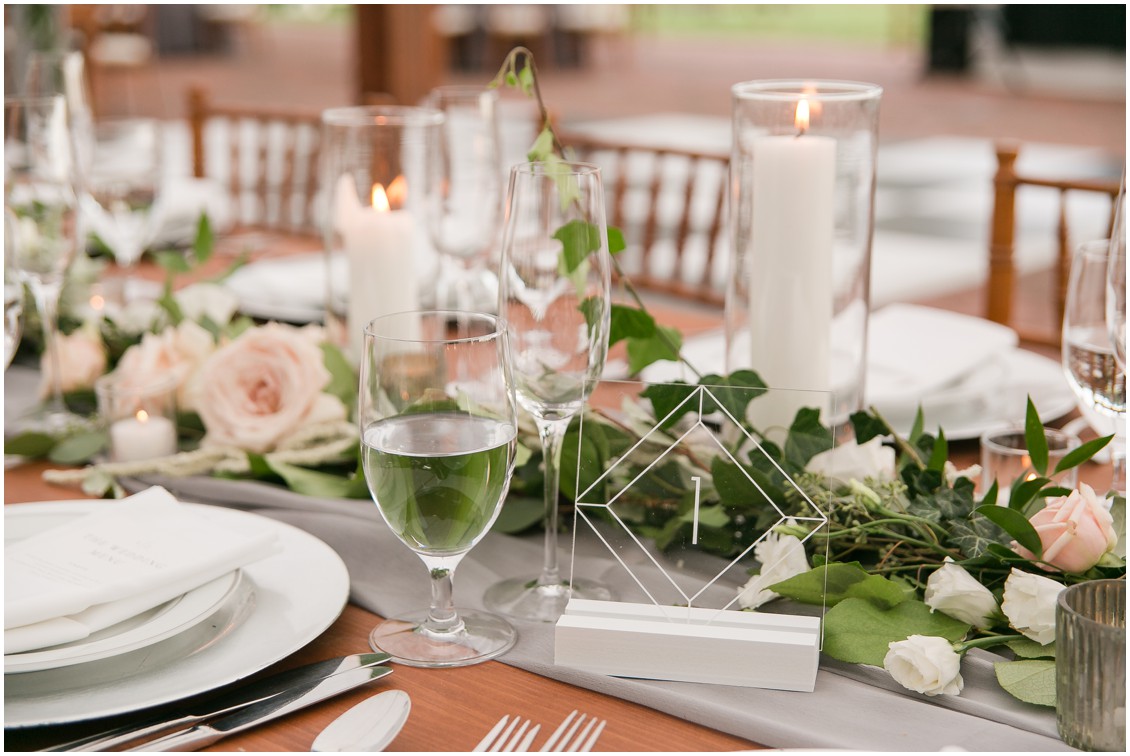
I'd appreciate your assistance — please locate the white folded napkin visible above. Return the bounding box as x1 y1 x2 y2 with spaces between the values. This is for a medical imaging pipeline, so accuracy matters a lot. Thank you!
865 304 1018 408
5 487 278 654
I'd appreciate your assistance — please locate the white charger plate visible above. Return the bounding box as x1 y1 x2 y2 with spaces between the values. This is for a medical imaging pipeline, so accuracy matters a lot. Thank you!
4 500 349 728
4 506 242 674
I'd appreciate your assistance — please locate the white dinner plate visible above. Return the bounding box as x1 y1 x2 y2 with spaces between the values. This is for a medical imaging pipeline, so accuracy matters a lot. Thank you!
5 502 242 673
222 254 331 324
5 500 350 728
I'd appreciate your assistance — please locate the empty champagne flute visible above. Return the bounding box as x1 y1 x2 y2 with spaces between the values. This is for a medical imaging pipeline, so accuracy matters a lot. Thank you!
360 310 518 666
5 95 85 432
424 85 503 315
82 117 162 296
1063 238 1126 493
484 161 614 622
1107 181 1125 370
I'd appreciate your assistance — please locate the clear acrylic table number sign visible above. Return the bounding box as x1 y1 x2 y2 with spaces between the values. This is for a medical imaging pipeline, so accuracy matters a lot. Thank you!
554 378 833 691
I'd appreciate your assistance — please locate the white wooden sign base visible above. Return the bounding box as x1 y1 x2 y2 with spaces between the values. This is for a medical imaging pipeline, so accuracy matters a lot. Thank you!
554 598 821 691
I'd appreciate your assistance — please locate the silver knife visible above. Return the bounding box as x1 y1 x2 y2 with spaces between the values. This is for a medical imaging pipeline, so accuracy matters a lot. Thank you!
128 662 394 751
47 653 391 752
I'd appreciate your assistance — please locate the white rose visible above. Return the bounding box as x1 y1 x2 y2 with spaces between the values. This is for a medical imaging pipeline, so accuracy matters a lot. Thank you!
884 635 964 696
196 323 346 453
924 558 999 629
108 298 163 335
1001 568 1065 645
38 326 106 398
737 520 810 610
944 460 981 486
807 436 895 484
114 320 215 412
174 283 239 326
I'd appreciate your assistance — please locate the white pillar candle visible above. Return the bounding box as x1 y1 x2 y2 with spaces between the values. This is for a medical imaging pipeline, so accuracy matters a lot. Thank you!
336 176 420 360
746 99 836 435
109 410 178 462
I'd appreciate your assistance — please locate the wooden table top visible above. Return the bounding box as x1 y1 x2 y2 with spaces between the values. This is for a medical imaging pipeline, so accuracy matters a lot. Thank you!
3 237 1109 752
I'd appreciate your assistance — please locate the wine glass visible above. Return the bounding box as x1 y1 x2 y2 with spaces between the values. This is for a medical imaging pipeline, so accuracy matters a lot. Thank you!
484 161 614 622
359 309 518 666
1107 181 1126 370
424 85 503 315
4 95 85 432
1063 238 1126 493
5 211 24 368
81 117 163 298
23 49 95 181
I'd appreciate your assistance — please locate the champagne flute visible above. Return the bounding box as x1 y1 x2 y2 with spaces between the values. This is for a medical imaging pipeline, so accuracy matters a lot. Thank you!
484 161 614 622
81 117 163 298
23 49 95 183
424 85 503 316
360 310 518 666
5 95 85 433
5 211 24 368
1063 239 1126 493
1107 181 1126 370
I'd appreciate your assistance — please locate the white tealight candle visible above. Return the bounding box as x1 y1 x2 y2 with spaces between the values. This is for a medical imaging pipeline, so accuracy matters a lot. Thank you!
336 175 421 361
746 98 836 435
110 410 178 463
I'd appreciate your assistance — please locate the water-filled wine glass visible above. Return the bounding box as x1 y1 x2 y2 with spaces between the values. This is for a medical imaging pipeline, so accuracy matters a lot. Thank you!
424 85 503 314
1107 182 1126 371
82 117 163 289
4 95 85 432
359 310 518 666
1063 238 1126 493
484 161 614 622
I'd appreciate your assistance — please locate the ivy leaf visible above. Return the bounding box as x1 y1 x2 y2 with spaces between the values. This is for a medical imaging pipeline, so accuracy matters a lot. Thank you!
607 226 626 255
946 512 1007 559
527 127 555 163
517 64 535 95
994 659 1056 707
1054 434 1114 474
783 407 833 470
319 341 357 411
771 562 914 609
698 370 767 426
850 411 889 444
1006 638 1056 659
607 303 655 347
640 381 698 430
626 325 681 375
553 220 601 275
1024 397 1049 476
975 504 1043 556
821 597 970 667
712 456 785 512
4 431 57 459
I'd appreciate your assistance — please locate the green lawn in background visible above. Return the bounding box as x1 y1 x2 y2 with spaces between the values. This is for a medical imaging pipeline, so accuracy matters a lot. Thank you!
631 4 929 47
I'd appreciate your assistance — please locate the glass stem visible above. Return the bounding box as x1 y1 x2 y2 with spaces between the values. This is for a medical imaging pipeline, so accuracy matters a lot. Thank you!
27 278 66 416
1111 433 1126 495
419 556 465 635
536 416 570 588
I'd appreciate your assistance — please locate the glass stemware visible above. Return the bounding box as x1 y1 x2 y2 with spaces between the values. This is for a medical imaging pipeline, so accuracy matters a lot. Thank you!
5 212 24 369
5 95 85 432
82 117 163 295
424 85 503 315
1063 238 1126 493
484 161 614 622
23 49 95 184
1107 181 1126 371
359 310 518 667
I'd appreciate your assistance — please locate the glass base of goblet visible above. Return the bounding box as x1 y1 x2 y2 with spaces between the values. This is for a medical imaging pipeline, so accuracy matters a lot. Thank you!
483 577 614 623
11 404 92 438
368 608 516 668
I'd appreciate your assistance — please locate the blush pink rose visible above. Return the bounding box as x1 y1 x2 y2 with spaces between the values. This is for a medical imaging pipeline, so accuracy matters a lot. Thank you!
114 320 215 412
196 323 346 453
39 327 106 398
1012 484 1118 573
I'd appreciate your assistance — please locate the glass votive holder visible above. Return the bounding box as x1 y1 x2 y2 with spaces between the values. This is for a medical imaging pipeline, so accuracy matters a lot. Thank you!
979 426 1081 500
1056 579 1126 751
95 372 179 463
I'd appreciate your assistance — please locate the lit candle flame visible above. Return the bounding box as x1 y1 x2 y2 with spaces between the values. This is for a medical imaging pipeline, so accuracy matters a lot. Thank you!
136 409 150 423
370 176 407 212
795 98 811 135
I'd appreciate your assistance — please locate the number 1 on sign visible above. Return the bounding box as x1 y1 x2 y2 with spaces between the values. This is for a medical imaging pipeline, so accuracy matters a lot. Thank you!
691 476 702 545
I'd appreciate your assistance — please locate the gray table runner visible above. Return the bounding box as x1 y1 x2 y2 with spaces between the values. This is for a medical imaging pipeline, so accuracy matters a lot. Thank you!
131 474 1070 752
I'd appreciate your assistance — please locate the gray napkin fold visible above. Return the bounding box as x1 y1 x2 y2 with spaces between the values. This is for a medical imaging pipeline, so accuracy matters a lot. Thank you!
132 475 1069 752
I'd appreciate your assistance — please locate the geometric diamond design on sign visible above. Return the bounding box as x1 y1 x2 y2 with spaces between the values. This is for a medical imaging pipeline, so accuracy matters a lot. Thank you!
572 380 830 624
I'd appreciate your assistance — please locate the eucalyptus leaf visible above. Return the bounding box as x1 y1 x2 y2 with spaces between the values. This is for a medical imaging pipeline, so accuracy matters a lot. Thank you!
994 659 1056 707
48 430 109 465
1024 398 1049 476
821 597 970 667
4 431 58 459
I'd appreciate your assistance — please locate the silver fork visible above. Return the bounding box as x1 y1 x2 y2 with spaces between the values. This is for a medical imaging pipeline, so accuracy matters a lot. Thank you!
539 710 605 753
473 715 541 752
